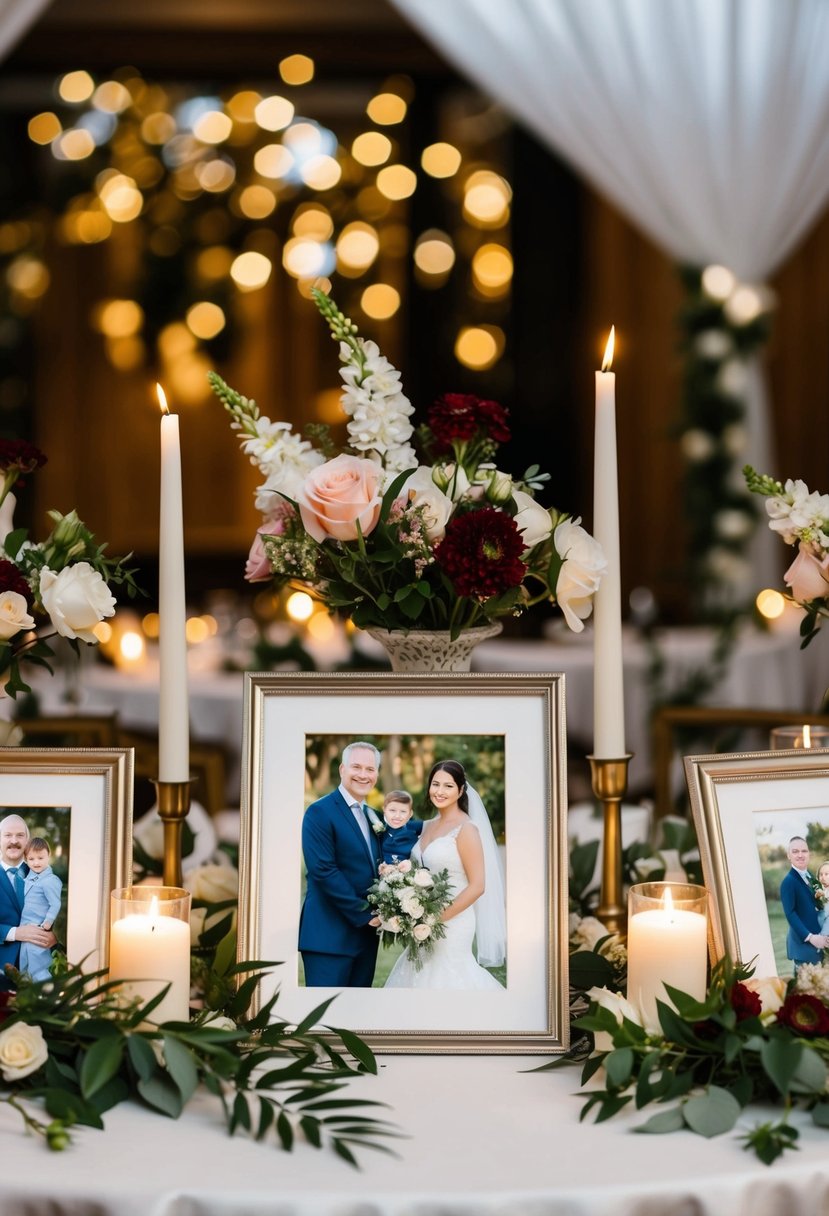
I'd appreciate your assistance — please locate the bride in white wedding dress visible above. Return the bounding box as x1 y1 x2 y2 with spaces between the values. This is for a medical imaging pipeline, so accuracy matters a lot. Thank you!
384 759 506 990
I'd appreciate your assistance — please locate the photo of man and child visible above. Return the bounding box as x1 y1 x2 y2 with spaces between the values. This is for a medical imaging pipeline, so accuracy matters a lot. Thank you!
298 734 506 991
0 808 69 990
754 806 829 976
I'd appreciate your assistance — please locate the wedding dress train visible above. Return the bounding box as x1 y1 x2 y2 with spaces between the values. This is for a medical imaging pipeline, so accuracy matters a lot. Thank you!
384 826 504 990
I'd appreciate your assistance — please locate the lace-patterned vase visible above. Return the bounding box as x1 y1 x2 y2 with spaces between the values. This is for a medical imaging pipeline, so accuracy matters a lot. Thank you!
365 623 503 673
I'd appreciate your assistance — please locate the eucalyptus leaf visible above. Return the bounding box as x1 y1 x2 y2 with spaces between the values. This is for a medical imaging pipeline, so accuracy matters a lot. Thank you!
760 1037 803 1097
682 1086 741 1138
634 1106 686 1134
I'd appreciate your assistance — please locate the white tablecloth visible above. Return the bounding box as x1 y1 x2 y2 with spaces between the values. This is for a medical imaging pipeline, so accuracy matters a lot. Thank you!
1 1055 827 1215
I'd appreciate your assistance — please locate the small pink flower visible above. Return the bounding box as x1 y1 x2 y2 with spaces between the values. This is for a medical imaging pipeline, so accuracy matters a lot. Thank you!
296 454 382 543
244 515 289 583
784 544 829 602
397 859 412 873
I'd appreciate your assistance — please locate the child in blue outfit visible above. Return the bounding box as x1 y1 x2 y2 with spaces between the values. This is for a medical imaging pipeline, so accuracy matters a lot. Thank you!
378 790 423 864
18 836 62 981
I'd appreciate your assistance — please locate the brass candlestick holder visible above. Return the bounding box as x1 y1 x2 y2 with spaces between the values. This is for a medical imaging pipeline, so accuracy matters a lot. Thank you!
588 754 633 938
152 779 192 888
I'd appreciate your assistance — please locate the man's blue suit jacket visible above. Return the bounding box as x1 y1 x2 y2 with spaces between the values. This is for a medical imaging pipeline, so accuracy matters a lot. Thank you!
299 789 381 958
0 865 25 989
780 867 822 964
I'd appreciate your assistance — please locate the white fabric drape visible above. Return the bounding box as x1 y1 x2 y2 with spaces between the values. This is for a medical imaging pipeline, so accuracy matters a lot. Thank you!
390 0 829 583
0 0 51 61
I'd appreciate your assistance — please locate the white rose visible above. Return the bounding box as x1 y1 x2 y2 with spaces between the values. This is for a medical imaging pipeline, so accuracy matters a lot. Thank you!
0 1022 48 1082
554 518 606 632
183 862 239 904
39 562 116 643
572 916 614 952
586 986 643 1053
0 591 35 641
512 489 553 549
383 916 401 933
400 894 424 919
399 466 454 540
412 868 434 888
743 975 788 1021
412 923 432 942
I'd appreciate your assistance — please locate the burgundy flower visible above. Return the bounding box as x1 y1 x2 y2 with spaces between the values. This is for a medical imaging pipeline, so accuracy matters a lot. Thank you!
427 393 511 453
0 558 32 605
776 991 829 1037
0 990 10 1024
434 507 526 599
0 440 47 478
730 981 762 1022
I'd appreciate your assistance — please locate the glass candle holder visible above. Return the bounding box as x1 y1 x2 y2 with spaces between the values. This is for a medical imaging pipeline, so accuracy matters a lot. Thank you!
109 886 191 1024
769 724 829 750
626 881 708 1030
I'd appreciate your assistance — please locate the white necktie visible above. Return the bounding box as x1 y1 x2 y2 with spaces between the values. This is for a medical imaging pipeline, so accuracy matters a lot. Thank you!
351 803 371 847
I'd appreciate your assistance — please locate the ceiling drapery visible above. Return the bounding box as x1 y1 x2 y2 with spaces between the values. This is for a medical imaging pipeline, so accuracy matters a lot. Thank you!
390 0 829 583
0 0 51 61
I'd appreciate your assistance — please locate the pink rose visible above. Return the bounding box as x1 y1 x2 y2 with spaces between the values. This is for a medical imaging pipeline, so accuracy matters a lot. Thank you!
296 454 382 543
784 544 829 602
244 514 289 583
397 859 412 873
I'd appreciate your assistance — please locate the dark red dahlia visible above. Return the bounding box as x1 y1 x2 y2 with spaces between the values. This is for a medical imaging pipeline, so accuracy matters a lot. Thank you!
776 991 829 1037
730 981 762 1022
0 440 47 477
435 507 526 599
427 393 511 453
0 558 32 605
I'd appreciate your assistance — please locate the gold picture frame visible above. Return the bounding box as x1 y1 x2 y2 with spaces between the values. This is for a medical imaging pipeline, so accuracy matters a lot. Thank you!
239 671 568 1053
0 747 133 973
685 747 829 977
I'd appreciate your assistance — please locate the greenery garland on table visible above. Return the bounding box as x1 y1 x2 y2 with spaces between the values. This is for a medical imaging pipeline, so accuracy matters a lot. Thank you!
0 926 396 1163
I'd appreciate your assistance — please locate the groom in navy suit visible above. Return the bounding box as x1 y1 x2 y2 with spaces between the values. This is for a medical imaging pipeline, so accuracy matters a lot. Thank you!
299 742 383 987
1 814 56 990
780 835 827 973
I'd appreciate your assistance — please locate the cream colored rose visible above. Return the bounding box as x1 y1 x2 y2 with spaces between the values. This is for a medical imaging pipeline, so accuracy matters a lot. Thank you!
397 860 412 874
785 545 829 602
399 893 424 919
183 862 239 904
383 916 401 933
412 923 432 942
513 489 553 549
39 563 116 643
0 1022 48 1082
572 916 616 952
0 591 34 642
743 975 788 1021
554 518 606 632
412 868 434 888
296 453 382 543
399 466 454 540
586 985 643 1053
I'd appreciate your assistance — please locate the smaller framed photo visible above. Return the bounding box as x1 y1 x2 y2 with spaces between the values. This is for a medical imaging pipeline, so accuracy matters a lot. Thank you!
0 747 133 981
239 671 568 1053
685 747 829 978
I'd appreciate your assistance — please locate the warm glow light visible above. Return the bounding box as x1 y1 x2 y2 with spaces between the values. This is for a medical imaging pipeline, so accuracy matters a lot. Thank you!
93 620 113 643
286 591 314 622
307 612 335 642
366 93 407 125
142 612 160 639
57 129 96 160
230 250 272 290
238 184 276 218
93 81 131 113
254 143 294 178
463 170 511 226
59 71 95 104
299 155 341 190
361 283 400 319
283 237 327 279
28 112 62 145
92 298 144 337
414 230 455 275
804 724 813 749
227 91 261 123
186 301 226 340
336 222 379 269
6 256 49 299
454 325 504 370
472 243 512 292
352 131 392 167
662 887 675 918
254 95 294 132
280 54 315 85
701 264 737 301
156 383 169 414
376 164 417 200
602 326 615 372
106 336 145 370
196 246 234 281
193 110 232 144
756 588 786 620
120 630 144 661
99 174 143 222
197 158 236 193
724 285 765 326
421 142 461 178
292 206 333 239
185 616 210 644
141 112 176 144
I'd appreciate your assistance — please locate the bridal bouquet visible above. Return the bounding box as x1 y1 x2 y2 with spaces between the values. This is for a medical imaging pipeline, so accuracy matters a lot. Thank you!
0 440 139 696
209 289 605 636
367 860 453 969
745 465 829 647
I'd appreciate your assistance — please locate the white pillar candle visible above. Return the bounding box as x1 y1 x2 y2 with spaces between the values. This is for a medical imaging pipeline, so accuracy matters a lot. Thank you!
592 327 626 758
158 385 189 782
109 898 191 1023
627 887 708 1030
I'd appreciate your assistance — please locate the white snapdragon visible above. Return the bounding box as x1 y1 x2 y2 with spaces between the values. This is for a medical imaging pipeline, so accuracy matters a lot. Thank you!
337 337 416 473
244 421 325 503
766 479 829 544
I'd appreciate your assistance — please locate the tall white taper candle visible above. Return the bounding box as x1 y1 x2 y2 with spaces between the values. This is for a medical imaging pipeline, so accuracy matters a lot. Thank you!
157 384 189 782
592 328 626 758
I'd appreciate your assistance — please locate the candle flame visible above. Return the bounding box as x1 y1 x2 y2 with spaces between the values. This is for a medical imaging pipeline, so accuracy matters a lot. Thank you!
156 383 169 415
804 724 812 748
149 894 159 917
601 326 615 372
662 886 675 919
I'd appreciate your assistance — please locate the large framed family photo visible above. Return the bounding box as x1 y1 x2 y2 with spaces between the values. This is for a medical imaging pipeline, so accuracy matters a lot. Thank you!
685 748 829 978
239 672 568 1053
0 748 133 983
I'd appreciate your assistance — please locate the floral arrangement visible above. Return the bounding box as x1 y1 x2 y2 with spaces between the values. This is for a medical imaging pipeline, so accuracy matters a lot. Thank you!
367 859 453 969
0 439 139 696
0 934 392 1161
208 289 605 637
556 922 829 1165
745 465 829 647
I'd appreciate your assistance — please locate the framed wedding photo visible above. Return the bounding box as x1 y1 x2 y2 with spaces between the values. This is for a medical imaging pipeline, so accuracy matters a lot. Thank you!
239 671 568 1053
685 748 829 978
0 748 133 976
